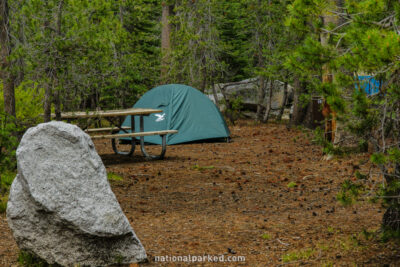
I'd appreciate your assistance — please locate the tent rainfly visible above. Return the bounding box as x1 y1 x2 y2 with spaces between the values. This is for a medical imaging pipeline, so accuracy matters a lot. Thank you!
120 84 230 145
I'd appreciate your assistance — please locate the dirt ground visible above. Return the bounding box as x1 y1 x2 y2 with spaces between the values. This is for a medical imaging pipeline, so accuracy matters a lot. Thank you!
1 120 400 266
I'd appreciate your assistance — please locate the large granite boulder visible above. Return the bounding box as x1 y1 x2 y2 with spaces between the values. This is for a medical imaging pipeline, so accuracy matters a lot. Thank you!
208 78 294 112
7 121 147 266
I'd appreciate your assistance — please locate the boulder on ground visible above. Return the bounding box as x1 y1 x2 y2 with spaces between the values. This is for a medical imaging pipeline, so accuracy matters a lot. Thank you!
208 78 294 113
7 121 146 266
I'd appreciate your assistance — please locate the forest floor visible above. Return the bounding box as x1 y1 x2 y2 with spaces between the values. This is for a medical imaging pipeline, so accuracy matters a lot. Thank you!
1 120 400 266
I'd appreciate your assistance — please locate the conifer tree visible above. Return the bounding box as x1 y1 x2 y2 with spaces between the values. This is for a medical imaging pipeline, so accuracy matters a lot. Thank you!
0 0 15 117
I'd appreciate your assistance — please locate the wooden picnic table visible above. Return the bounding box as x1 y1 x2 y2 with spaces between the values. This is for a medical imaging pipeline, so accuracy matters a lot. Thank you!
52 108 177 159
52 108 163 119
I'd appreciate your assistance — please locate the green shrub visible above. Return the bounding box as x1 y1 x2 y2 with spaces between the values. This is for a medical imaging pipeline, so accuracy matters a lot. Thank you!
0 113 19 173
0 170 16 213
0 195 8 213
0 113 19 213
261 233 271 240
107 172 124 181
287 181 297 188
282 249 315 263
0 81 44 124
18 251 51 267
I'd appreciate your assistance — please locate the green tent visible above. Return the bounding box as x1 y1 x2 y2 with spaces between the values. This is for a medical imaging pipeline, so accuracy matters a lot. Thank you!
120 84 230 145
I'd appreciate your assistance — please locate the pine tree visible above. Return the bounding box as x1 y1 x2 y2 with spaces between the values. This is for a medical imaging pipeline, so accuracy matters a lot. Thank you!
0 0 15 117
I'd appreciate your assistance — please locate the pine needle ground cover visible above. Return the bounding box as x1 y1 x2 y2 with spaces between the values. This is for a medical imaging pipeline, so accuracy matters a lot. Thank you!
1 120 399 266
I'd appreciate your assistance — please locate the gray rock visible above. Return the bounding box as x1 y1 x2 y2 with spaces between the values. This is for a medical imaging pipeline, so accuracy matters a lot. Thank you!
7 121 147 266
208 78 294 112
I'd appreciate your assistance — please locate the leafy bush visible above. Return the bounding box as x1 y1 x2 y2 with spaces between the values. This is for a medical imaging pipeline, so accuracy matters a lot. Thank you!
287 181 297 188
0 82 43 213
0 113 20 213
221 94 244 125
0 81 44 125
107 172 124 181
18 251 51 267
0 195 8 213
0 113 19 173
0 170 16 212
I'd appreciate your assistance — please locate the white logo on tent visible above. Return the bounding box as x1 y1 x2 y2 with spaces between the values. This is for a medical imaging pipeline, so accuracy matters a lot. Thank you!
155 113 166 122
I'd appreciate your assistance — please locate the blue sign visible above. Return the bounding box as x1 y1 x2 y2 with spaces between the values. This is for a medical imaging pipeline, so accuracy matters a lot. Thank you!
356 76 380 95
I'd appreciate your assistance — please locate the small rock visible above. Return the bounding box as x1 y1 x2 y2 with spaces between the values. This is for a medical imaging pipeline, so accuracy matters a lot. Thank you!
227 248 236 254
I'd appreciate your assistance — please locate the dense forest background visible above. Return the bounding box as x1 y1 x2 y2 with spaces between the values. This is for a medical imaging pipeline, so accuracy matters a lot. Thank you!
0 0 297 123
2 0 400 235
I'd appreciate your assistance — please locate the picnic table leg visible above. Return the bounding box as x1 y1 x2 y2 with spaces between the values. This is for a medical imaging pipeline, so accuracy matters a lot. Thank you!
139 115 167 160
111 115 136 156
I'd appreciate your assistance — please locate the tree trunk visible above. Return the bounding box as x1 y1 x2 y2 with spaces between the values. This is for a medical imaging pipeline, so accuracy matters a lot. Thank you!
210 77 220 110
277 81 288 121
15 21 26 87
255 0 266 121
256 76 265 121
321 2 337 141
53 85 61 121
336 0 346 26
44 83 52 122
262 79 273 122
200 58 207 93
220 85 235 125
0 0 15 117
161 2 172 82
53 0 64 121
290 76 308 126
303 99 317 129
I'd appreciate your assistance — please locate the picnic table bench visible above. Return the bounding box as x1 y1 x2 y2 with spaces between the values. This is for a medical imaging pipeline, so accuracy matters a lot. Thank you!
51 108 178 159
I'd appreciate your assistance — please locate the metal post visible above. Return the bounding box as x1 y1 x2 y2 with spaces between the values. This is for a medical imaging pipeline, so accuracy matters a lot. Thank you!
111 115 135 156
139 115 167 160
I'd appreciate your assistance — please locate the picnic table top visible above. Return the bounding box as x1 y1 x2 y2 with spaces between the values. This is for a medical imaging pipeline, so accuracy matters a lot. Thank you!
51 108 163 119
